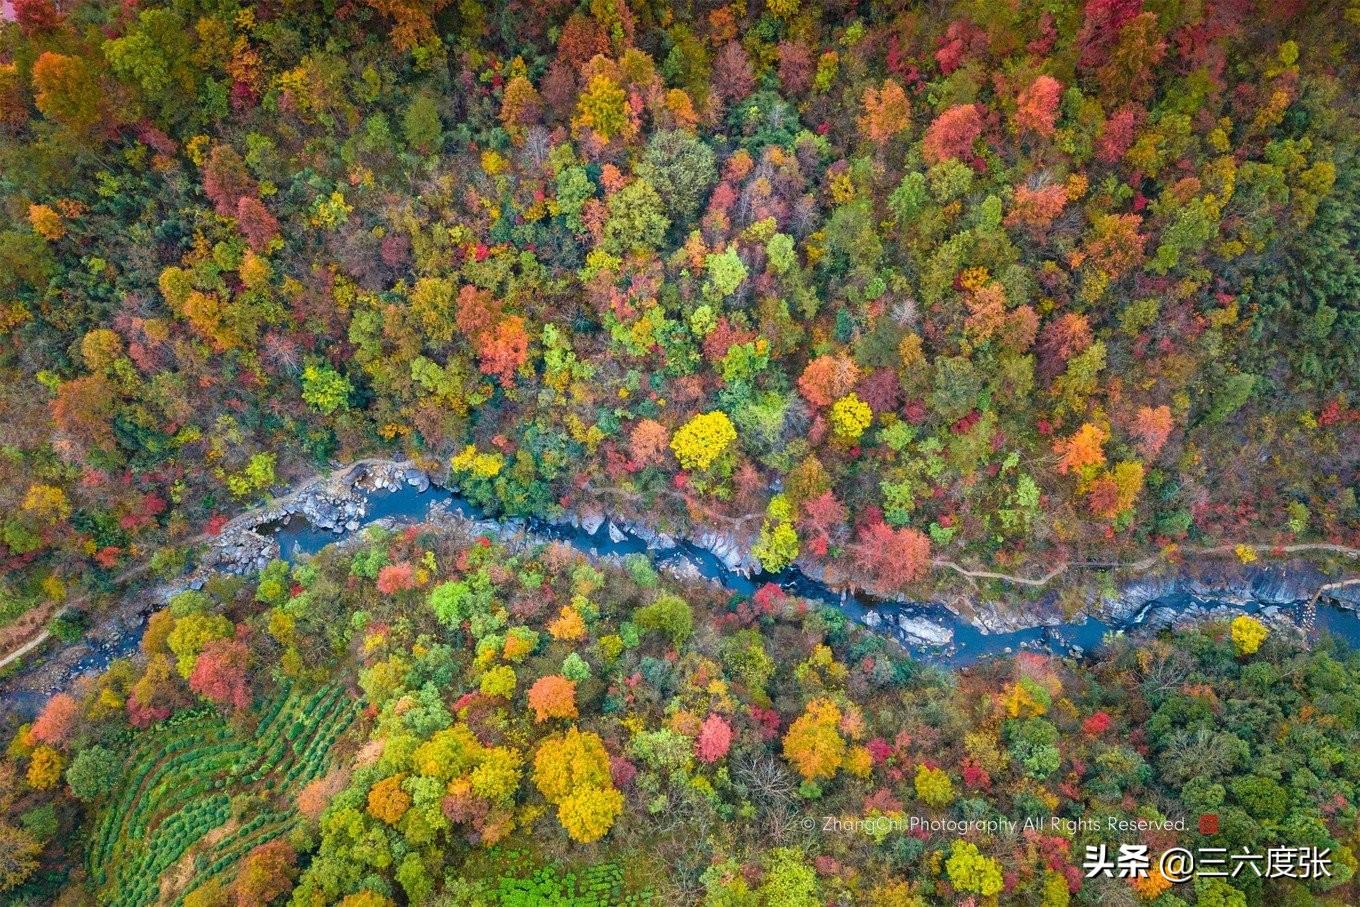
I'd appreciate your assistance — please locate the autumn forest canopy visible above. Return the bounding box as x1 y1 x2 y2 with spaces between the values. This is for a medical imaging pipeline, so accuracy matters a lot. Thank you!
0 0 1358 624
4 526 1360 904
3 0 1360 901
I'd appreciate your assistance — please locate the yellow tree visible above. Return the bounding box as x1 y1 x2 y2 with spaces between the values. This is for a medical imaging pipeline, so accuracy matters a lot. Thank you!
946 840 1004 896
829 394 872 443
557 785 624 843
32 52 103 132
26 745 63 790
532 727 623 843
366 774 411 825
363 0 449 51
670 411 736 470
533 727 612 801
1231 615 1268 656
782 698 846 781
914 764 955 808
499 75 541 143
574 71 631 142
857 79 911 146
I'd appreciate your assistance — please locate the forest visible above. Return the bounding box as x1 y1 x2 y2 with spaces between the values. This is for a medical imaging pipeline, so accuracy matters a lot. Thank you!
1 0 1359 638
3 0 1360 902
2 527 1358 904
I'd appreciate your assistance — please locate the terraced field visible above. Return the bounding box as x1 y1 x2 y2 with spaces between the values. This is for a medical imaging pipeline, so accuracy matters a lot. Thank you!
87 682 360 906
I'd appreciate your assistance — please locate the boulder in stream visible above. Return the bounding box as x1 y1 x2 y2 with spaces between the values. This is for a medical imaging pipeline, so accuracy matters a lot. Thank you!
895 613 953 647
661 556 704 583
694 530 757 574
578 509 606 537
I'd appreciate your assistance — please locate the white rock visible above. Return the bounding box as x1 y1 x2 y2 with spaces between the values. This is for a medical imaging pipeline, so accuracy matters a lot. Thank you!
661 557 703 582
896 614 953 646
578 510 606 536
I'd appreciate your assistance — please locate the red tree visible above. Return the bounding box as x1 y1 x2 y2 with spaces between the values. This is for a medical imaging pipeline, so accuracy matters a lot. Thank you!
935 19 987 75
922 104 983 165
856 368 901 414
376 562 417 594
696 714 733 763
777 42 814 96
235 197 280 253
849 521 931 595
1076 0 1142 71
556 13 610 69
455 285 501 339
540 61 579 121
1002 305 1040 354
1037 313 1093 380
1087 476 1121 518
1006 183 1068 231
1097 105 1137 163
12 0 62 35
798 491 848 556
127 698 171 728
188 636 252 711
1083 213 1146 277
711 42 755 104
1130 405 1172 458
202 145 257 217
231 838 297 907
31 693 78 746
52 375 117 458
1083 711 1113 736
798 355 860 408
1014 75 1062 138
477 316 530 387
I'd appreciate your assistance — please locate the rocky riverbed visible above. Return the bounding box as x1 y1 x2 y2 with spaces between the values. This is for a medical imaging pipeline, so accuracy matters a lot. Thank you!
203 459 1360 642
5 458 1358 720
1094 561 1360 620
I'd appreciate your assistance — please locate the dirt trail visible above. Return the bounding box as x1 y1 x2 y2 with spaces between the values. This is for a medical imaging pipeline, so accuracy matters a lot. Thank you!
5 458 1360 673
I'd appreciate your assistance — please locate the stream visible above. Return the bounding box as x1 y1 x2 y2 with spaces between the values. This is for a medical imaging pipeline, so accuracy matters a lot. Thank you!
5 478 1360 719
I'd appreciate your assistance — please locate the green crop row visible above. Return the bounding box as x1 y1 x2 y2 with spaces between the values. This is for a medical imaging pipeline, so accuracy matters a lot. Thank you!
88 685 360 903
175 810 298 905
110 794 232 907
90 719 233 881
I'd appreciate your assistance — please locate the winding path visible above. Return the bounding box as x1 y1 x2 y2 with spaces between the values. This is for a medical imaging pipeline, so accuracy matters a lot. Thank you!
933 542 1360 588
589 481 1360 589
4 458 1360 674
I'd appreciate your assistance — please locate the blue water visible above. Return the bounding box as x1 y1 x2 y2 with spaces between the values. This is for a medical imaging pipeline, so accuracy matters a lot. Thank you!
5 482 1357 720
273 484 1360 665
1315 601 1360 641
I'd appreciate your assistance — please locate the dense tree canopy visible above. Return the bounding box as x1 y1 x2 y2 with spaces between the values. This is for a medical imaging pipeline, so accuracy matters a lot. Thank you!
1 0 1360 902
0 0 1355 639
0 529 1356 904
